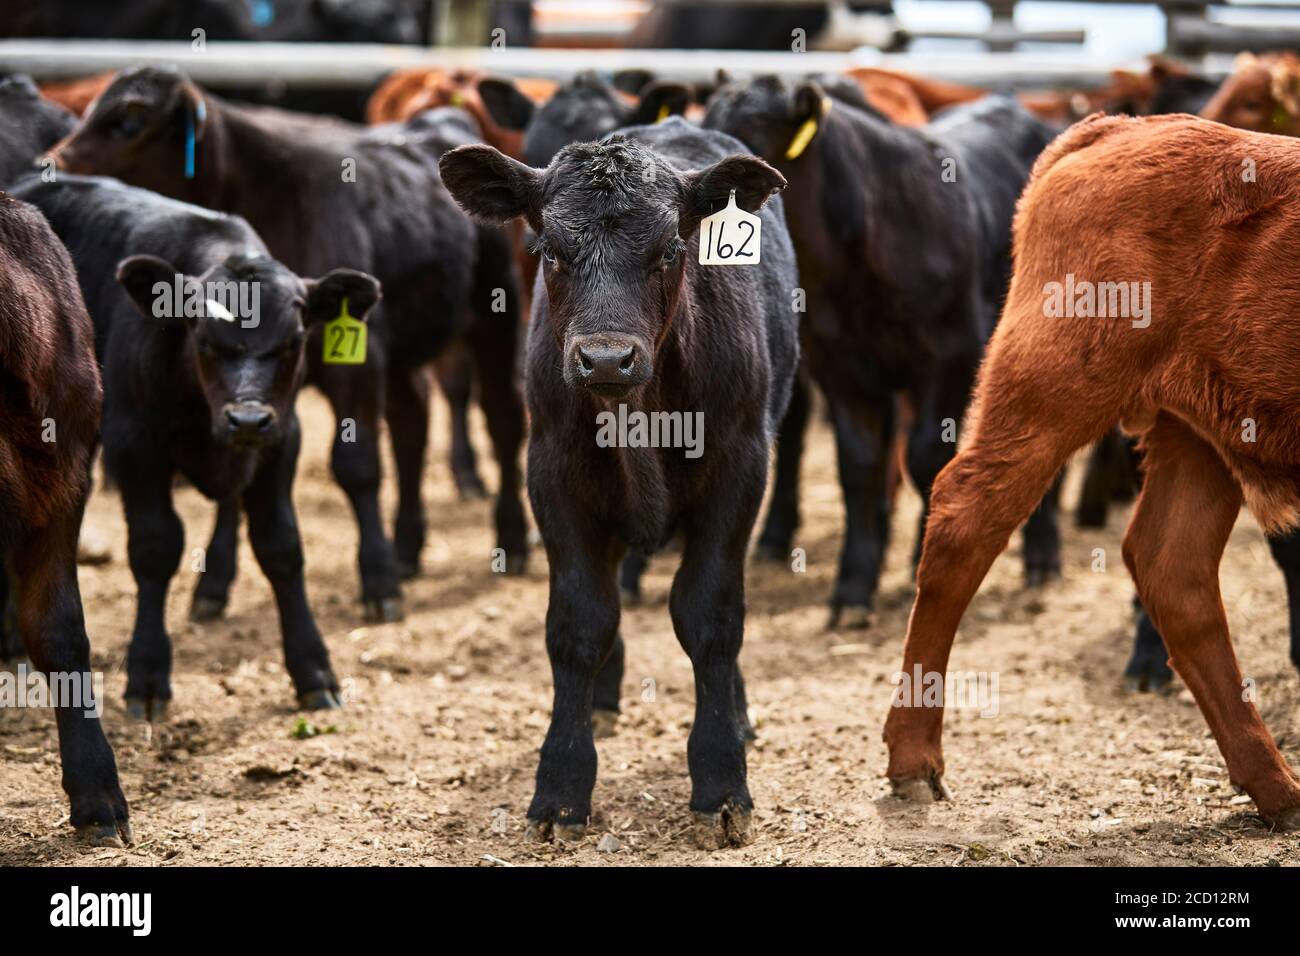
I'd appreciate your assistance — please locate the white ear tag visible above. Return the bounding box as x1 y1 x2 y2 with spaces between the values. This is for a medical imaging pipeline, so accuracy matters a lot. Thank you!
698 189 761 266
205 299 237 322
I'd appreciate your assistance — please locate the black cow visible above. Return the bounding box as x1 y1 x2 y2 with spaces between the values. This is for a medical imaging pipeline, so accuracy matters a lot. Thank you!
703 76 1058 624
478 71 689 169
441 117 799 848
12 173 379 717
0 189 129 845
47 66 528 622
0 75 74 186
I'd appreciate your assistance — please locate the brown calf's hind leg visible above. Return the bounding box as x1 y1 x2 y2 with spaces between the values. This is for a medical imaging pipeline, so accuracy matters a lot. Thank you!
884 370 1100 799
1122 414 1300 827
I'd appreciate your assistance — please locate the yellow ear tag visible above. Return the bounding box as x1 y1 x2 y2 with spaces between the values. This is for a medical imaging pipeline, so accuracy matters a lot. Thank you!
656 103 671 123
323 297 366 365
785 118 818 160
785 96 831 160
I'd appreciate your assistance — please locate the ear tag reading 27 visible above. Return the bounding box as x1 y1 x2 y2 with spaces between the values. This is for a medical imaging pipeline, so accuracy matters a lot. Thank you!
323 297 367 365
699 189 761 266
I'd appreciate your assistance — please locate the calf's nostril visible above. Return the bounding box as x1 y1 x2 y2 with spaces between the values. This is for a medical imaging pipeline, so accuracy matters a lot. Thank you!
618 350 635 372
578 349 594 373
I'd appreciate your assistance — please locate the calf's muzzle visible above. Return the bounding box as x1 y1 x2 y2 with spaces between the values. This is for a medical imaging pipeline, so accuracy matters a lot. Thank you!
568 333 650 395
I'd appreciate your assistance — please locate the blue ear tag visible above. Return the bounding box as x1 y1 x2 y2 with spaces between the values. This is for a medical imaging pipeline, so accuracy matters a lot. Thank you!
184 99 205 180
250 0 276 27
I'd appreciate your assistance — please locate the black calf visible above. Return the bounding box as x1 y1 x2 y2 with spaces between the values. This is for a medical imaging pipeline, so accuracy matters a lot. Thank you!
440 117 799 848
48 68 528 617
704 77 1059 623
13 173 380 716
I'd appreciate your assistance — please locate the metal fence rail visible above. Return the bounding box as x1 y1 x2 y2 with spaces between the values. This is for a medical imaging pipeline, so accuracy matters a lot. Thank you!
0 39 1241 91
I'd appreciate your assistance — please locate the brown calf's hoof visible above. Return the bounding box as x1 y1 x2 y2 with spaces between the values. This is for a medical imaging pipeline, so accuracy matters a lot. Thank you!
362 597 404 623
891 775 951 803
692 804 754 850
125 697 168 723
591 708 619 739
75 820 133 848
298 688 343 711
189 596 227 622
1268 806 1300 832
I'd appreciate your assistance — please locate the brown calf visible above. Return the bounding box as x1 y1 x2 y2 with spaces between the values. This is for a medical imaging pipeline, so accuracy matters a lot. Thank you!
0 191 129 844
883 113 1300 829
39 72 115 117
366 68 556 157
1201 52 1300 136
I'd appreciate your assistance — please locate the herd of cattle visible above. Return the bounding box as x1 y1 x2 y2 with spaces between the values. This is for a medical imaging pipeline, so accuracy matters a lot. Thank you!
2 50 1300 850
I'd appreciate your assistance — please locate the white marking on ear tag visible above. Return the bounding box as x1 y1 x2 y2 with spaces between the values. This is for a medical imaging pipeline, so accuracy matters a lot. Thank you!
699 189 761 266
206 299 237 322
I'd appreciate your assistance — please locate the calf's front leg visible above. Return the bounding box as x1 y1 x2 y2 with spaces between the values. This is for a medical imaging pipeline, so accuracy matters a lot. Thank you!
671 461 765 849
244 422 340 709
120 472 183 722
525 507 621 842
190 497 240 621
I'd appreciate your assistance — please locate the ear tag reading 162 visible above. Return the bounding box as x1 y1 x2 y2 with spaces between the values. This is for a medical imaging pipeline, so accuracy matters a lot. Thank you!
699 189 761 266
323 297 366 365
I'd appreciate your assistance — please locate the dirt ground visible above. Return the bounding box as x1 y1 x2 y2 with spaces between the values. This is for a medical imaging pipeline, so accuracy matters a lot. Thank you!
2 388 1299 868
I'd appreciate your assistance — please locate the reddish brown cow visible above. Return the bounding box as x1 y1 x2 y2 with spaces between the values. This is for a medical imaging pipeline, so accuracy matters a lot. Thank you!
38 72 114 116
1201 52 1300 136
0 191 129 844
883 113 1300 829
367 68 557 157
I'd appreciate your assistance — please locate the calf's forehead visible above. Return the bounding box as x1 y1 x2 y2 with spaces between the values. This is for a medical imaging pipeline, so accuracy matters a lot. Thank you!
540 142 681 243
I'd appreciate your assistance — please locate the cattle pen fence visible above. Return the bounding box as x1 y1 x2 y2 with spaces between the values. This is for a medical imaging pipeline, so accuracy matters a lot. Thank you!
2 0 1299 95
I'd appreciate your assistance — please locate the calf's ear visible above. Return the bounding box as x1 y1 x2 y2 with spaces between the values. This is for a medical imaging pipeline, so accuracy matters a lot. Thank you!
679 154 786 237
439 143 542 224
477 76 535 132
628 82 690 125
117 255 182 319
305 269 381 325
785 81 832 160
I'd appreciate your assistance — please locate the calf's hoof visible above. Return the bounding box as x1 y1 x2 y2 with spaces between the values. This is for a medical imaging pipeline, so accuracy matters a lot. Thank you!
829 602 875 630
454 475 489 501
298 688 343 710
591 708 619 739
362 596 404 623
1267 806 1300 832
1123 656 1174 694
890 774 952 803
124 697 169 723
1023 562 1060 589
75 819 133 848
691 803 753 850
1074 502 1108 529
524 819 587 843
753 538 792 563
189 595 227 622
